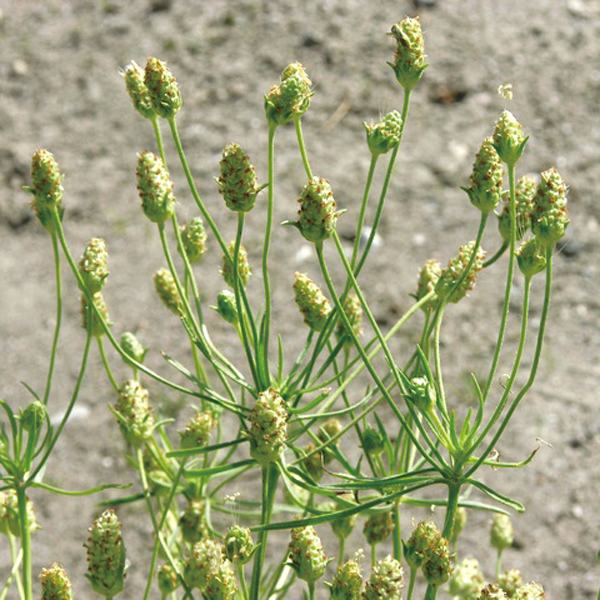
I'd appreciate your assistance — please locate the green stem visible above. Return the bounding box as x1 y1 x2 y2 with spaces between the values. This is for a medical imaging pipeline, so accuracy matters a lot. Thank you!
238 564 249 600
350 154 378 270
406 568 417 600
392 500 402 561
441 482 461 540
308 580 316 600
483 241 509 268
496 549 504 579
7 535 24 600
337 536 346 567
97 337 119 392
294 117 313 180
16 487 32 600
43 233 62 406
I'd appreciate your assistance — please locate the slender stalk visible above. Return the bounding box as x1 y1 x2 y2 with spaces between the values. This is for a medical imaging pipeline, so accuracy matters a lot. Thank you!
238 564 249 600
294 117 313 180
392 500 402 561
16 487 32 600
483 241 509 269
97 337 119 392
7 535 24 600
350 154 378 270
406 568 417 600
308 581 316 600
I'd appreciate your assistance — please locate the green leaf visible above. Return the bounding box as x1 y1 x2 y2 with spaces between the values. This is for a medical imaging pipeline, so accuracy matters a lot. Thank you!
29 481 132 497
467 478 525 513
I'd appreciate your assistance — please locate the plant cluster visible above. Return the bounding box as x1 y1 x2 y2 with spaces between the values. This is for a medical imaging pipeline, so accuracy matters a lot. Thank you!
1 15 571 600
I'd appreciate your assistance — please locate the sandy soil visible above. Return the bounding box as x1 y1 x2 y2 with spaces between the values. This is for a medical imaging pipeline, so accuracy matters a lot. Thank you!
0 0 598 597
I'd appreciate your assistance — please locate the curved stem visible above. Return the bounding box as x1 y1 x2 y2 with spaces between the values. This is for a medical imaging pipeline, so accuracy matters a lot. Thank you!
7 534 24 600
97 337 119 392
350 154 378 270
16 487 32 600
483 241 509 269
43 233 62 406
294 117 313 180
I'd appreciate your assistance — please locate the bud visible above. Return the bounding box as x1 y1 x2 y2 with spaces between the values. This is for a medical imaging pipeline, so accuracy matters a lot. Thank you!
361 426 385 456
415 259 442 310
184 538 222 590
265 62 312 128
214 290 239 325
330 493 357 540
223 524 254 565
113 380 155 448
517 238 546 278
388 17 428 91
40 564 73 600
435 241 486 304
293 272 332 332
81 292 110 337
120 331 147 365
363 554 404 600
531 167 569 246
179 499 208 544
180 217 207 263
490 514 514 552
403 520 440 570
406 376 436 413
294 178 339 243
479 583 509 599
144 57 182 119
497 569 523 597
179 410 218 450
463 137 504 213
328 552 363 600
153 268 182 314
28 149 64 232
513 582 545 599
79 238 109 294
492 111 527 166
217 143 260 212
363 510 394 546
287 525 328 584
204 559 238 600
136 151 176 224
84 509 126 598
302 443 324 481
122 60 155 119
421 536 453 588
248 387 288 465
497 175 536 242
336 292 363 345
364 110 403 156
21 400 46 433
448 558 485 600
318 418 342 465
157 564 180 595
221 241 252 288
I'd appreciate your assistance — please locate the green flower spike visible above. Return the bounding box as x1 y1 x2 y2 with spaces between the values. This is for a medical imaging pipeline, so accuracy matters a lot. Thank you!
531 167 569 246
40 563 73 600
204 559 238 600
328 552 363 600
498 175 536 242
403 520 440 570
144 57 182 119
248 387 288 465
0 490 37 537
517 238 546 278
490 514 514 552
415 259 442 310
21 400 47 433
122 60 155 120
497 569 523 597
79 238 109 294
81 292 110 337
179 499 208 544
363 554 404 600
463 137 504 214
363 510 394 546
406 376 437 413
337 291 363 346
136 151 176 224
221 241 252 288
364 110 403 156
265 62 312 128
223 524 254 565
492 110 528 166
513 582 545 599
84 509 126 598
292 178 340 243
113 380 155 448
479 583 509 599
153 268 182 315
27 149 64 232
287 524 328 584
179 409 218 450
421 536 453 589
157 564 180 596
449 557 485 600
217 143 260 212
435 241 486 304
214 290 239 325
388 17 428 91
184 538 222 591
120 331 147 365
293 272 333 332
318 418 342 464
180 217 207 263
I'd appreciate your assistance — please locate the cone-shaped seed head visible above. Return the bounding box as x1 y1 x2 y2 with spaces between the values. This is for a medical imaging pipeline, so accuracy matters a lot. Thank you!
415 259 442 310
217 143 259 212
265 62 312 127
517 238 546 278
21 400 46 433
40 564 73 600
363 510 394 546
363 554 404 600
361 426 384 457
336 292 363 345
123 60 155 119
224 525 254 565
364 110 403 156
144 57 182 119
248 387 288 465
180 217 207 263
179 410 218 450
403 520 441 570
120 332 147 365
498 176 536 242
329 553 363 600
513 582 545 599
497 569 523 597
221 241 252 288
479 583 509 599
492 111 527 166
389 17 428 90
84 509 126 598
407 376 436 413
293 272 332 332
79 238 109 294
81 292 110 337
204 559 238 600
490 514 514 551
114 380 155 448
136 151 176 224
29 149 64 232
296 178 338 243
184 538 222 590
435 241 485 304
422 536 453 588
215 290 239 325
153 268 182 314
287 524 327 584
531 167 569 246
464 137 504 213
449 558 485 600
157 564 180 595
179 499 208 544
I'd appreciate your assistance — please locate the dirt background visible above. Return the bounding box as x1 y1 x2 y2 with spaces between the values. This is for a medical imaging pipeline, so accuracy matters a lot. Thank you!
0 0 599 597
